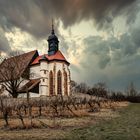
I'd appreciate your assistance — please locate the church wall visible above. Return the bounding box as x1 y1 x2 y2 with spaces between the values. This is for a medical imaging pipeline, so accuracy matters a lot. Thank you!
55 62 63 95
48 61 70 96
30 63 49 96
48 62 56 95
17 59 71 97
48 62 63 95
30 65 41 79
62 63 71 96
40 61 49 96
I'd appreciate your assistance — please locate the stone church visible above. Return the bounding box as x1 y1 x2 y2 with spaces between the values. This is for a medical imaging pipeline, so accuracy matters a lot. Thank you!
0 24 71 97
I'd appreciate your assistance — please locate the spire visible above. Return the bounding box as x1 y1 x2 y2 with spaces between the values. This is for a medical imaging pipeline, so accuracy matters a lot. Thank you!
51 19 55 35
47 19 59 56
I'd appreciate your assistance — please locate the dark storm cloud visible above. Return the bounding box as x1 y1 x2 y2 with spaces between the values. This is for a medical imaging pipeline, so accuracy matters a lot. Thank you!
70 25 140 89
39 0 138 29
0 0 53 37
82 26 140 69
83 36 111 69
0 0 138 37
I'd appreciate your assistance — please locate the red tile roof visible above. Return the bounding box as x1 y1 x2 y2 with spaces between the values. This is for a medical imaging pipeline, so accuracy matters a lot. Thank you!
31 50 69 65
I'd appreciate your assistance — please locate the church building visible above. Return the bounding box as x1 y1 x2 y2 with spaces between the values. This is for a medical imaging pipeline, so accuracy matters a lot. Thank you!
0 24 71 97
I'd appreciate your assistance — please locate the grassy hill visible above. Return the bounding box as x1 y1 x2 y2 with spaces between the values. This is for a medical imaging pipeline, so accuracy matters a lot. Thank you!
63 103 140 140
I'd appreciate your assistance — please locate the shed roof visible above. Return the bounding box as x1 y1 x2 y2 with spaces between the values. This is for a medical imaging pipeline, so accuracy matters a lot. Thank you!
18 79 40 93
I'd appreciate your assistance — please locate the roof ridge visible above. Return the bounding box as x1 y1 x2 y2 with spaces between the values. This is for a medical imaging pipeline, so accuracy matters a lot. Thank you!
31 50 69 65
11 50 37 57
56 50 68 61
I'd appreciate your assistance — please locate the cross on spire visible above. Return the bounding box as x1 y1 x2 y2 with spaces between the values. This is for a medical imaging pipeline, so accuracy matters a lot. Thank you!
48 18 59 55
51 19 55 35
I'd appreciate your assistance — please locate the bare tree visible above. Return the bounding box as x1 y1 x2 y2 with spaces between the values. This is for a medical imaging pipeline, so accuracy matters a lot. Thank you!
87 82 108 98
70 80 77 94
75 82 88 93
0 50 37 98
126 82 137 97
0 97 11 127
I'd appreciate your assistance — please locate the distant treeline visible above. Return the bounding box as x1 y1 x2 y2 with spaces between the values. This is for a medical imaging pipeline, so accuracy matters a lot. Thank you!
109 92 140 103
71 81 140 103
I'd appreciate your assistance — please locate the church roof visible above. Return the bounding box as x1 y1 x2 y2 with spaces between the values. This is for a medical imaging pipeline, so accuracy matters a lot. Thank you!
31 50 70 65
0 50 39 82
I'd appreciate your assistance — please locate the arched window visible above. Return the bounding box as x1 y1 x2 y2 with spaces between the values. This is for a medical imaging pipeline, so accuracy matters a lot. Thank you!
64 71 68 95
49 71 54 95
57 70 62 95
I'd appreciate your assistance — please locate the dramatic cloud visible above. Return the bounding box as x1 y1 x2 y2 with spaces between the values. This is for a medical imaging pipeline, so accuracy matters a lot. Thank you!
83 28 140 69
5 27 48 54
0 0 138 38
69 23 140 90
0 27 11 53
0 0 52 37
0 0 140 90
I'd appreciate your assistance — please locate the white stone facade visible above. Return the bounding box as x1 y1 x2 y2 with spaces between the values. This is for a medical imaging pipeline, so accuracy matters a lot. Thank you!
30 61 71 97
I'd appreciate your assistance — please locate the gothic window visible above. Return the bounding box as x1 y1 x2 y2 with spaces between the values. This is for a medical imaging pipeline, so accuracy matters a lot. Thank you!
57 70 62 95
64 71 68 95
49 71 54 95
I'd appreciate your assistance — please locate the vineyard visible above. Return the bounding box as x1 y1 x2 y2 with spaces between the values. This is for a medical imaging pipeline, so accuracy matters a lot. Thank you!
0 94 118 129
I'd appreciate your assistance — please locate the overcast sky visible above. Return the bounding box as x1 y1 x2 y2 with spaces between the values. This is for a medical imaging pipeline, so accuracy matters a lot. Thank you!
0 0 140 91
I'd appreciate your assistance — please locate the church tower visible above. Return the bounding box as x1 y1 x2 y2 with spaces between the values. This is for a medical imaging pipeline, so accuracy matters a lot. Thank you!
47 21 59 55
29 20 71 97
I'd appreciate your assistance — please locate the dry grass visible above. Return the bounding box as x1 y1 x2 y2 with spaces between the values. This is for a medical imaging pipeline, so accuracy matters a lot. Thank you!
64 103 140 140
0 102 128 140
